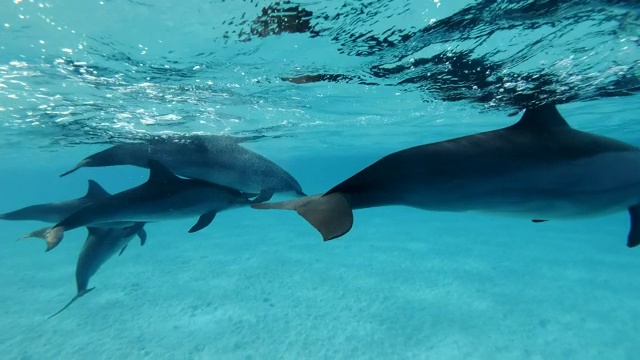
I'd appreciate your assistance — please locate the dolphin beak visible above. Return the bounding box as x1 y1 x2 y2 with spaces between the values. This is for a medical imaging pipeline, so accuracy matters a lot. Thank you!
60 159 90 177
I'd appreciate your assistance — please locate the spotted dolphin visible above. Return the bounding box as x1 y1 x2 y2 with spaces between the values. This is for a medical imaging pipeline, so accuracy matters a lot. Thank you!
59 135 305 202
42 223 147 318
252 104 640 248
0 180 109 223
31 159 259 251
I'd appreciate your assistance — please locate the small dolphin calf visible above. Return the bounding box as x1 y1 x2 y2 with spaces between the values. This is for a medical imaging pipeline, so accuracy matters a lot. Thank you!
33 159 258 251
0 180 109 223
60 135 305 202
253 104 640 248
46 223 147 318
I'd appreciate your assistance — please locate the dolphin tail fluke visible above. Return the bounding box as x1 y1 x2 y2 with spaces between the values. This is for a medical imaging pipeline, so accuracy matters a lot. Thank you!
251 192 354 241
19 226 65 252
48 287 95 319
59 159 89 177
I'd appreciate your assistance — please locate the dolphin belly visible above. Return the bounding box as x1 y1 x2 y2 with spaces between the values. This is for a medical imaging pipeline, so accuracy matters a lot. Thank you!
404 151 640 219
76 228 133 289
88 189 244 225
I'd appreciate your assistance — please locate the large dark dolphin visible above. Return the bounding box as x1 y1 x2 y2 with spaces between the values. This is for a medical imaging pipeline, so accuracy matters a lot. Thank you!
252 104 640 248
41 223 147 318
0 180 109 223
31 159 259 251
59 135 305 202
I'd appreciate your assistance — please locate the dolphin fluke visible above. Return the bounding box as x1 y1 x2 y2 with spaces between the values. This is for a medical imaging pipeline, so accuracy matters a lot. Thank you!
251 193 354 241
48 287 95 319
60 159 90 177
20 226 65 252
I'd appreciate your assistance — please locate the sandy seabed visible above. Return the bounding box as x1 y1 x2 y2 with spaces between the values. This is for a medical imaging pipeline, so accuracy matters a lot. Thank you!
2 200 639 360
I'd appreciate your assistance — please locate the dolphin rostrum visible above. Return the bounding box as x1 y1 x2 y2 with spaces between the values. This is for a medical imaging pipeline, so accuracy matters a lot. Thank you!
0 180 110 223
30 159 259 251
44 223 147 318
59 134 305 202
252 104 640 248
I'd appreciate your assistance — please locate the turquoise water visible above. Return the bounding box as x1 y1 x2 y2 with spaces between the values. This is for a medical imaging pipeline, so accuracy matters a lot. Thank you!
2 0 640 359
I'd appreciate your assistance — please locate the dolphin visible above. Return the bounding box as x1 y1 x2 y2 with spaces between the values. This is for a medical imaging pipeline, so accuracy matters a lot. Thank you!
59 134 306 202
41 223 147 318
0 180 110 223
252 104 640 248
29 159 259 251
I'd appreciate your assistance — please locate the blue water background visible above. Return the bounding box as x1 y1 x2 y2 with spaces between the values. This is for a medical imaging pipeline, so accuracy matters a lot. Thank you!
1 0 640 359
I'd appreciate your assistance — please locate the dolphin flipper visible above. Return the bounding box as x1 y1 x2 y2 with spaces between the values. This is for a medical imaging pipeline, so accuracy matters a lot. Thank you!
627 205 640 248
137 228 147 246
251 193 354 241
251 190 274 203
48 288 95 319
188 211 217 233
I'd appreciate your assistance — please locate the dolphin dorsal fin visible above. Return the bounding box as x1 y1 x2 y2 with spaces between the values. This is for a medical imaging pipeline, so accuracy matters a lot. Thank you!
512 104 571 131
84 180 110 200
147 159 180 183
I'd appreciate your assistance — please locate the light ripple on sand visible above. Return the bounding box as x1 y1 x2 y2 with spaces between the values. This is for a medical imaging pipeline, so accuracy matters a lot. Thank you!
1 202 640 359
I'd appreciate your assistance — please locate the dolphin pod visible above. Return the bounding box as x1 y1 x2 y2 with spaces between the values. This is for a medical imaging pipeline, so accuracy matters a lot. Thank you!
29 159 261 251
3 134 304 318
4 105 639 319
252 104 640 247
1 181 148 318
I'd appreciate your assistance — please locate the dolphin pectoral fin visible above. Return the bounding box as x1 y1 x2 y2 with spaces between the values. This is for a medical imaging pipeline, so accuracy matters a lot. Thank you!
60 159 89 177
627 205 640 248
532 219 548 223
188 211 217 233
137 228 147 246
251 192 354 241
118 245 128 256
147 159 180 183
48 287 95 319
19 226 65 252
251 190 274 203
